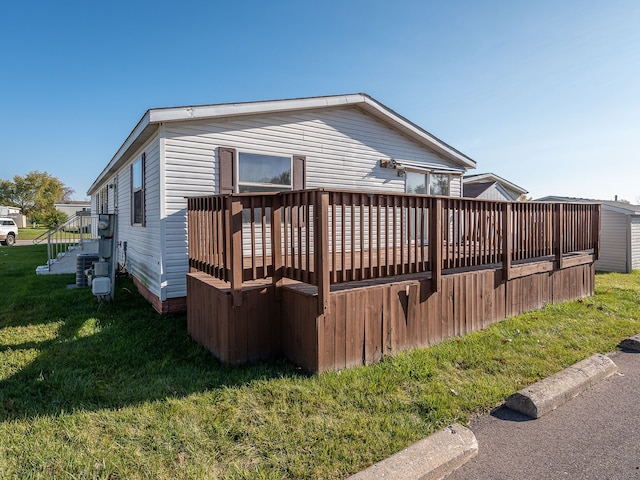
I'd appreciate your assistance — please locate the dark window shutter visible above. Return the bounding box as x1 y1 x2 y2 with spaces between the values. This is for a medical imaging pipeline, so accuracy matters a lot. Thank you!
219 147 236 194
131 152 146 226
130 163 134 225
141 152 146 227
293 155 306 190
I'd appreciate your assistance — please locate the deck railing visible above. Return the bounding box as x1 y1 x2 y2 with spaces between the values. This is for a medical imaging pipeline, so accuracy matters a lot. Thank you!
187 190 600 313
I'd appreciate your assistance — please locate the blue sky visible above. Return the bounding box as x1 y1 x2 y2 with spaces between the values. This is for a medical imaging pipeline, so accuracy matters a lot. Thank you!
1 0 638 202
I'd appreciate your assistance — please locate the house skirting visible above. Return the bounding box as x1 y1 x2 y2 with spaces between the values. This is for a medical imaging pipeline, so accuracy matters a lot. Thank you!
186 261 595 373
130 275 187 314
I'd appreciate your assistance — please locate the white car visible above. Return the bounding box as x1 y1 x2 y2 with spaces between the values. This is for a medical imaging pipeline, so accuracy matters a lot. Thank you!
0 217 18 246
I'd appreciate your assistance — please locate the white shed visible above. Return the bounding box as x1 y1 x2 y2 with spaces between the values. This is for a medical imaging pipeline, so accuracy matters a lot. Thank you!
87 93 477 313
537 196 640 273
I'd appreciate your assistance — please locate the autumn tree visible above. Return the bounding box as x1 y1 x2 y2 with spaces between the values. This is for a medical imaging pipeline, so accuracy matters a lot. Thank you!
0 171 74 225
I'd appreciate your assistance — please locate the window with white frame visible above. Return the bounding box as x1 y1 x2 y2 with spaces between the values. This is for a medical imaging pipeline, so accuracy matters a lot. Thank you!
405 171 450 196
237 152 292 193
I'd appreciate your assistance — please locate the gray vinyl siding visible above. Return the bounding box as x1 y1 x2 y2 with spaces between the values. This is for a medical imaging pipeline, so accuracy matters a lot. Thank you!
631 216 640 271
162 105 466 299
595 209 628 273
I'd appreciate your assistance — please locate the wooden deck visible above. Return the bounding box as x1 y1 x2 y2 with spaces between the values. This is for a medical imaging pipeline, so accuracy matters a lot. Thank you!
186 189 600 373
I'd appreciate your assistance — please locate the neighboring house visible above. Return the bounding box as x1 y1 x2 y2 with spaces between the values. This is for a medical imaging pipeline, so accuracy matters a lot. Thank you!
0 205 26 228
87 93 477 313
463 173 528 201
537 196 640 273
54 201 91 217
0 205 21 216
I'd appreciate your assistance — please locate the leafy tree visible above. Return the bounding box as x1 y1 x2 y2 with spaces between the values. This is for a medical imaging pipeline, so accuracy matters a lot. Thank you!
0 171 74 221
38 210 68 229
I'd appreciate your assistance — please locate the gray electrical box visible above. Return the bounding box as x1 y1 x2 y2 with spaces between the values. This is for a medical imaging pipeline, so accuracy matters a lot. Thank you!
99 238 113 258
93 261 109 277
97 214 114 238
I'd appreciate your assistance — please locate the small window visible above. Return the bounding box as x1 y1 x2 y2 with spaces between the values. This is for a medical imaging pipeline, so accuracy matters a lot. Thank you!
405 171 450 196
237 152 291 193
131 153 145 225
430 173 450 196
405 171 427 194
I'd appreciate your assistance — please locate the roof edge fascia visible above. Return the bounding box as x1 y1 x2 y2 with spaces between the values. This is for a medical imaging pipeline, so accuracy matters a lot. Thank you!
464 172 527 195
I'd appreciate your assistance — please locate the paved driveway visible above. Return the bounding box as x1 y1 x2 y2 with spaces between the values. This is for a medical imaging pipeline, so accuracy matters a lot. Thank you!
448 350 640 480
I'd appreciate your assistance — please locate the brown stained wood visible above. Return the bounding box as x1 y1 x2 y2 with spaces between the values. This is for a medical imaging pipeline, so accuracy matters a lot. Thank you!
188 262 595 373
502 203 512 280
271 196 283 300
442 276 453 339
334 292 347 370
407 283 419 348
186 191 599 373
317 310 333 373
430 198 442 292
425 280 440 345
227 197 243 307
364 288 383 365
383 286 392 354
344 292 357 368
315 191 330 314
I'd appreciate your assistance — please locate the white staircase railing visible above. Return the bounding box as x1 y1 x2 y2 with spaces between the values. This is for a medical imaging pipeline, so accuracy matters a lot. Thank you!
33 212 99 271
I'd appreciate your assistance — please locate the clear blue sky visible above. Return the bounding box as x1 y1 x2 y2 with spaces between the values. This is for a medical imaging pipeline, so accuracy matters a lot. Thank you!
1 0 638 202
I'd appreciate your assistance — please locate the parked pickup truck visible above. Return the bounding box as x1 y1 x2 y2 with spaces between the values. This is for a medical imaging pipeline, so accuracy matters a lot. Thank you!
0 217 18 246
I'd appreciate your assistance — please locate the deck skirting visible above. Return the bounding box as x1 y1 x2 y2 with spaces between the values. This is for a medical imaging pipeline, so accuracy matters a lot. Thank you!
187 261 595 373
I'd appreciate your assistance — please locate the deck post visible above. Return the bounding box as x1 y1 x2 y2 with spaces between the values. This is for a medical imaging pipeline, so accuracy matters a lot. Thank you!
271 195 283 301
429 197 442 292
502 202 512 280
593 204 600 260
555 203 564 269
315 190 330 315
226 196 243 307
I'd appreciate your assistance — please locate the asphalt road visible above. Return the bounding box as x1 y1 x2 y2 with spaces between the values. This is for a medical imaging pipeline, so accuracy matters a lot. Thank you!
448 350 640 480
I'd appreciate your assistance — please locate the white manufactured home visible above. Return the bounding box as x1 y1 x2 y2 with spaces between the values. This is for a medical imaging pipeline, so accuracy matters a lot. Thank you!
538 196 640 273
87 93 476 313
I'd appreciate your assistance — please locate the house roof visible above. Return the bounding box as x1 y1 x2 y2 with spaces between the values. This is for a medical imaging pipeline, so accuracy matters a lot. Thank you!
535 196 640 216
88 93 477 195
463 173 528 196
462 181 496 198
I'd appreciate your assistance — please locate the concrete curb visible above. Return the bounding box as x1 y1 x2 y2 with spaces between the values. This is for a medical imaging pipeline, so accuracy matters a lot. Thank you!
347 423 477 480
619 334 640 352
505 353 617 419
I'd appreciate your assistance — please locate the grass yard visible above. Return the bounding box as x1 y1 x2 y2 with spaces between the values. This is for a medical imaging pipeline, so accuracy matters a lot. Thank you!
1 244 639 479
17 227 49 241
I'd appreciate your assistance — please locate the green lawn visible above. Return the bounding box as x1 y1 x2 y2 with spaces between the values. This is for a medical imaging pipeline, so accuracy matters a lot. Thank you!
1 244 639 479
17 227 49 241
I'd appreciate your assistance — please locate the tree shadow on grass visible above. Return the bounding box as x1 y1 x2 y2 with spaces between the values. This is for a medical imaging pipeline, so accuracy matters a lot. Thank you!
0 276 304 421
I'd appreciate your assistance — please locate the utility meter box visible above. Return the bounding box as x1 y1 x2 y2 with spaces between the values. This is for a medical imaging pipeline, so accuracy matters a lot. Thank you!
97 214 114 238
92 277 111 296
99 238 113 259
93 261 109 277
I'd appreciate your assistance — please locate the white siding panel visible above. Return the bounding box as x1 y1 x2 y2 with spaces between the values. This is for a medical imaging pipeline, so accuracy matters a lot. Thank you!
595 209 628 272
161 105 469 300
449 175 463 198
115 134 163 298
631 217 640 271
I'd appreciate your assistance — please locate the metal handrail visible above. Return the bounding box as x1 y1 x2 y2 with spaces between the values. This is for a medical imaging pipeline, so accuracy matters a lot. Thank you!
34 212 99 271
